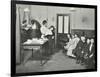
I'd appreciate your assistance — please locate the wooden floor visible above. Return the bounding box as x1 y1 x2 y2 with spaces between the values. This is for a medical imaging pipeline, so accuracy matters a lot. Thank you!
16 49 87 73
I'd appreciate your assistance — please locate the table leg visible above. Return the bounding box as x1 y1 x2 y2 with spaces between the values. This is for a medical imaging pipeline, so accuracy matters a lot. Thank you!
32 48 33 58
21 47 24 64
40 48 43 65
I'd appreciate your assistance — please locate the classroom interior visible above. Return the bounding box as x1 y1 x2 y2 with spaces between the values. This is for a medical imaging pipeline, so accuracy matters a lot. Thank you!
16 4 95 73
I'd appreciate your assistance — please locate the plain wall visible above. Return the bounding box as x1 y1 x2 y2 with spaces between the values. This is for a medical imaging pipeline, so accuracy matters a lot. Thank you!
73 8 95 30
16 6 20 64
30 5 95 30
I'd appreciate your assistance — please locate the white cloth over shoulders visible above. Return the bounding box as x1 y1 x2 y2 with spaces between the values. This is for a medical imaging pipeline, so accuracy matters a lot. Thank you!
40 25 52 36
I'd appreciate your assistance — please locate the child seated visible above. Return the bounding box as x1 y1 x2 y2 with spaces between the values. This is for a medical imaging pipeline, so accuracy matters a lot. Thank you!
64 34 80 57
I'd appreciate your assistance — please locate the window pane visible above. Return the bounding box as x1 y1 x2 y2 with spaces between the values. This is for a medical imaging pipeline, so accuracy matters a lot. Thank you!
58 16 63 33
64 16 69 33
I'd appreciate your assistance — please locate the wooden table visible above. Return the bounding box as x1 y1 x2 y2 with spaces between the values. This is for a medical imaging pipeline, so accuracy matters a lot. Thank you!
21 40 48 65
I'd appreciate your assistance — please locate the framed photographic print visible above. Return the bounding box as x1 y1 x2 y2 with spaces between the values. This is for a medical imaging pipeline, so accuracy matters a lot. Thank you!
11 0 97 76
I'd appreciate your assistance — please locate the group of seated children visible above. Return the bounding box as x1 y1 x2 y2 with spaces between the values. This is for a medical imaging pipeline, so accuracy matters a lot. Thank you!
64 33 95 68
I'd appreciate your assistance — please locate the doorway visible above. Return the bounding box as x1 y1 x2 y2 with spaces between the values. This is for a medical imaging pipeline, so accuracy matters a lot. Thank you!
55 14 70 47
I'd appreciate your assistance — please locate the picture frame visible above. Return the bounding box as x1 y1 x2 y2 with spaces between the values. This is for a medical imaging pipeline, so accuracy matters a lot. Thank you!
11 0 97 76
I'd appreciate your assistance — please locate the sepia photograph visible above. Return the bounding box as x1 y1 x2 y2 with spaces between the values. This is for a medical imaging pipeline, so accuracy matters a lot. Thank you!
11 0 97 76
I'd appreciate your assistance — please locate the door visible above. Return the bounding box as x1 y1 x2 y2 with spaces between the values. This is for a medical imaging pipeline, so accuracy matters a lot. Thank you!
55 14 70 47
